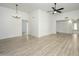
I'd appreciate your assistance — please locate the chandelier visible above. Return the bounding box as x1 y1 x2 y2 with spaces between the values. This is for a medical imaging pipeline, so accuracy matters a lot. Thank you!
12 4 21 19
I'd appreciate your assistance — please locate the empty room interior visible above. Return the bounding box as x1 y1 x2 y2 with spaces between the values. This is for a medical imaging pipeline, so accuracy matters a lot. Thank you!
0 3 79 56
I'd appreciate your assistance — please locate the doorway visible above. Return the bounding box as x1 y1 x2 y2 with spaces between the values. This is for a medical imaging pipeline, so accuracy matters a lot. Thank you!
22 20 28 36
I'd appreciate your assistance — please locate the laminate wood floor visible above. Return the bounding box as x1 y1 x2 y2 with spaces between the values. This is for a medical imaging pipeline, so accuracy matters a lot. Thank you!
0 33 79 56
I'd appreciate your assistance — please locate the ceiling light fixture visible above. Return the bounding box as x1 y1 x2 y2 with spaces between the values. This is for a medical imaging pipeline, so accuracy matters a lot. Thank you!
48 3 64 14
12 4 21 19
54 11 57 14
68 20 72 23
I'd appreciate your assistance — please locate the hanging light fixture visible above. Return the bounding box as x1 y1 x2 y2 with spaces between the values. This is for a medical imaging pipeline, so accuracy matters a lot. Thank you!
12 4 21 19
54 11 57 14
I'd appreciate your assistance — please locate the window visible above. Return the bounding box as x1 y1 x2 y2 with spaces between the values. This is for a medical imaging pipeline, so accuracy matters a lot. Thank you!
73 23 77 30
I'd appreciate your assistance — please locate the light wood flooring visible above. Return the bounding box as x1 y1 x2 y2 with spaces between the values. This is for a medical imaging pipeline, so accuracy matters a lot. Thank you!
0 33 79 56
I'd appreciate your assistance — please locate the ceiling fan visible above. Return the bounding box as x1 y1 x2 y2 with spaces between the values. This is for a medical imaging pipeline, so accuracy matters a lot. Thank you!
48 3 64 14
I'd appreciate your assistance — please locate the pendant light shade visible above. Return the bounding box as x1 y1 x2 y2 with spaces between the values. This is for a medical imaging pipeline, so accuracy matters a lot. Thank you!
12 4 21 19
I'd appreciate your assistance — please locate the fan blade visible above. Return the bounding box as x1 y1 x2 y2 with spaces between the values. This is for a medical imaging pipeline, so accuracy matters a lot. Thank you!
56 10 61 13
52 7 55 9
52 7 56 11
57 8 64 10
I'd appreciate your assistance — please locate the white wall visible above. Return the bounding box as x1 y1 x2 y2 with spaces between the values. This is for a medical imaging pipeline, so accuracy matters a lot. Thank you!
38 10 56 37
56 10 79 33
0 6 56 39
30 9 79 35
29 10 39 37
0 6 29 39
56 21 73 33
51 15 56 34
29 9 56 37
22 20 28 34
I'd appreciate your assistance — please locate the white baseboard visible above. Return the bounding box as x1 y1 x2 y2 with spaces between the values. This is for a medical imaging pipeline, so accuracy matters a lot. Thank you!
38 32 56 38
0 33 56 40
0 34 22 40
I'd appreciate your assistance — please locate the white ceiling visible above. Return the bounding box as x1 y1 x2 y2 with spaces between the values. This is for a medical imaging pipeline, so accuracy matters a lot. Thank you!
0 3 79 13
